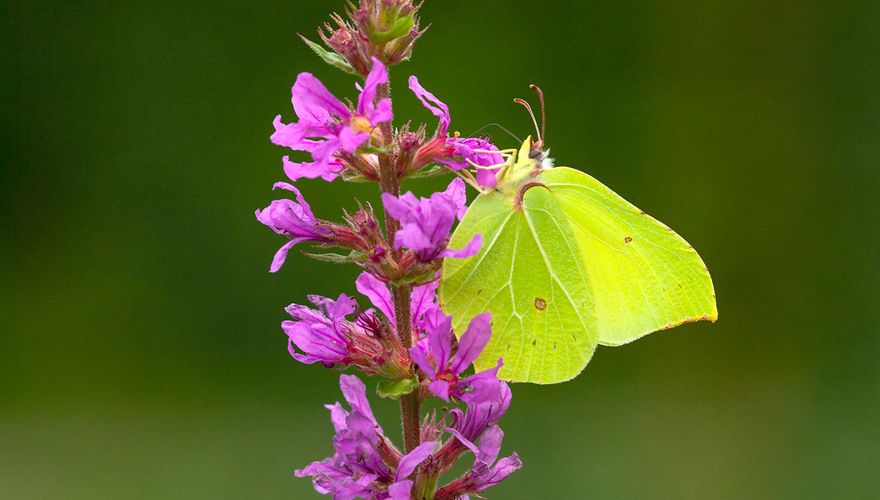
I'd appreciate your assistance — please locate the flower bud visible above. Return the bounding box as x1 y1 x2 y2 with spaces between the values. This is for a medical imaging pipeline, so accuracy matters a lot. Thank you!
318 15 372 75
414 136 455 171
350 0 426 65
396 128 423 174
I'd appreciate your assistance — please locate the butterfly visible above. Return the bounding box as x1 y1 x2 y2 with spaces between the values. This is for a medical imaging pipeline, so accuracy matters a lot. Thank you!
438 86 717 384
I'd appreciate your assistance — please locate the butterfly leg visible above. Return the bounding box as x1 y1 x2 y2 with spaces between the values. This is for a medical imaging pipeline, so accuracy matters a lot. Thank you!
467 150 517 187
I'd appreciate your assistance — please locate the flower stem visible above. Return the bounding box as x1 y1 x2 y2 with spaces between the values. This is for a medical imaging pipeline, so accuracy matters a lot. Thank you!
376 80 421 453
414 472 438 500
394 286 421 453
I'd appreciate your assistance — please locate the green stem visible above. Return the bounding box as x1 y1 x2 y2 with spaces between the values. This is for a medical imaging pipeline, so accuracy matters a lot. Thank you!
413 473 438 500
375 80 421 454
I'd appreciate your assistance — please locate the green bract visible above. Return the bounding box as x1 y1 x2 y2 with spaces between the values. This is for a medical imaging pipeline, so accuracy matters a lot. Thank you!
440 138 717 384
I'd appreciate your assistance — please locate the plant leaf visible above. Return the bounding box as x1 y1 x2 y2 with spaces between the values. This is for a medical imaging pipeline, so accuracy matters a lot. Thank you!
368 15 415 44
299 36 359 76
302 251 364 264
377 378 419 399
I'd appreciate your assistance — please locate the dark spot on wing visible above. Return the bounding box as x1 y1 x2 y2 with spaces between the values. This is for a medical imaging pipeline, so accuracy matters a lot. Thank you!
531 339 537 346
553 342 557 350
624 236 633 244
477 289 483 295
534 297 547 310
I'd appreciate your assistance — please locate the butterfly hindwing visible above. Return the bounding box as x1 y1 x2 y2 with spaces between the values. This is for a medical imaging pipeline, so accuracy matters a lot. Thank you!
440 187 597 384
541 166 717 346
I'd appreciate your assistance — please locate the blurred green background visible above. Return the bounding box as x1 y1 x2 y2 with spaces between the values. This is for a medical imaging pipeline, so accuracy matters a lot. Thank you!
2 1 878 498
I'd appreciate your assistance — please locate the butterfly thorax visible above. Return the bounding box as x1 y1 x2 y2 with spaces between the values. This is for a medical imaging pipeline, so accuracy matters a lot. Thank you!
495 136 554 209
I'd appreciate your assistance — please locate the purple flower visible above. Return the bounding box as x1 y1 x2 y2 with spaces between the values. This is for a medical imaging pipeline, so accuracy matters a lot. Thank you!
282 294 357 367
441 137 503 188
381 178 482 262
272 58 393 182
436 426 522 498
409 76 504 187
256 182 330 272
448 380 512 442
297 375 437 499
387 440 437 499
282 286 412 376
409 310 501 402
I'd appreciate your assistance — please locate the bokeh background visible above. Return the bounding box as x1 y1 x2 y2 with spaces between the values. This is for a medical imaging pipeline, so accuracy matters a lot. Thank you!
2 1 878 498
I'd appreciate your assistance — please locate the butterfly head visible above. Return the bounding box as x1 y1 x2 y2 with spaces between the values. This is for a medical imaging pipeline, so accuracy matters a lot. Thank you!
494 85 556 200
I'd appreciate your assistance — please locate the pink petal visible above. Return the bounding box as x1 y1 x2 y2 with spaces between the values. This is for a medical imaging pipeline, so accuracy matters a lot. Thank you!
393 223 436 251
410 279 439 321
270 115 307 149
370 97 393 125
395 440 436 480
408 75 451 134
442 233 482 259
444 178 468 219
306 135 343 164
427 310 453 368
387 481 414 500
355 272 395 323
282 156 342 182
338 126 370 153
445 427 480 457
481 454 522 489
428 379 451 402
409 345 437 379
475 167 500 188
269 239 298 273
324 402 348 432
292 73 349 122
339 374 379 427
451 312 492 374
358 58 389 116
477 425 503 464
271 181 315 219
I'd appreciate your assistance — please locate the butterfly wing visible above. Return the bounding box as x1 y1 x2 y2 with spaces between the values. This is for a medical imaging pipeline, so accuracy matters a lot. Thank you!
542 166 717 346
440 187 597 384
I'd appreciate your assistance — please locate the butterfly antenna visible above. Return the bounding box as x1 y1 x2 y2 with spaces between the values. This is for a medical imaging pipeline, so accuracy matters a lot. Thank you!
468 123 523 144
530 84 546 145
513 97 541 143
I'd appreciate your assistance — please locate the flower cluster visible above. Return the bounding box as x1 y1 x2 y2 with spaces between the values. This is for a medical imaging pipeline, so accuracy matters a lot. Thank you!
314 0 426 76
271 42 504 188
256 1 521 498
285 280 521 498
295 375 438 499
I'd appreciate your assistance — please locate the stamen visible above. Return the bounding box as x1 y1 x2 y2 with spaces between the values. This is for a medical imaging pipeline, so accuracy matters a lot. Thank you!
350 115 372 134
444 166 481 191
